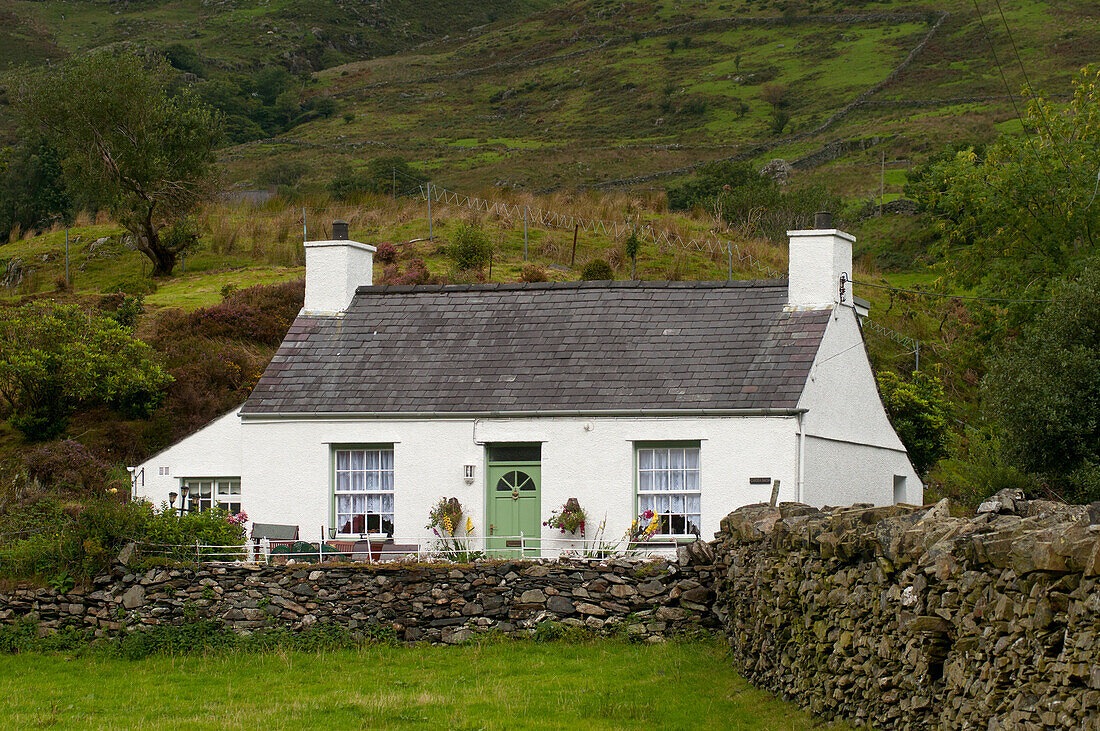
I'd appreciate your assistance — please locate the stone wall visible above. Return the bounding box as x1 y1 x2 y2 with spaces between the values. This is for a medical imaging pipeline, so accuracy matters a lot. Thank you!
0 555 718 645
711 492 1100 729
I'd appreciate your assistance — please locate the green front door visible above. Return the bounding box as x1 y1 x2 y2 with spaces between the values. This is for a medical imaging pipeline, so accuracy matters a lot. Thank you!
486 459 541 558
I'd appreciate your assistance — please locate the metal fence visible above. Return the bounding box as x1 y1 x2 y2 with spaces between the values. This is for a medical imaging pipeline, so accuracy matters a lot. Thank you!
134 534 682 566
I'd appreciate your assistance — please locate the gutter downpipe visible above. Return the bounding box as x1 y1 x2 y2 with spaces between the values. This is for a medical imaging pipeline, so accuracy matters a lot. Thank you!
796 411 806 505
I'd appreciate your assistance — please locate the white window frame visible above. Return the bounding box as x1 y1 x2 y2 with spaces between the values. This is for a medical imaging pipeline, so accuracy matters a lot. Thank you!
635 442 701 539
334 446 395 537
216 479 242 513
181 477 240 514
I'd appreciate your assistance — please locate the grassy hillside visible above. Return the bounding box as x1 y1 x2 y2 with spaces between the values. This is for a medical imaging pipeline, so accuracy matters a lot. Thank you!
0 0 559 71
219 0 1098 194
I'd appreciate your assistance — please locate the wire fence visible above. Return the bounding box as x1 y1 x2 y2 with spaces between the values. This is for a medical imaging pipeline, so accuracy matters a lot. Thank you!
133 534 684 566
422 183 783 279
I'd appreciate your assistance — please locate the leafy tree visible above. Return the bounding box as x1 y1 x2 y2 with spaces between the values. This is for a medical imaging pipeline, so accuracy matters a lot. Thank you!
0 135 71 240
982 265 1100 502
327 156 428 200
877 370 951 477
667 160 773 211
162 43 204 77
0 302 172 440
907 66 1100 312
20 50 222 276
447 223 493 272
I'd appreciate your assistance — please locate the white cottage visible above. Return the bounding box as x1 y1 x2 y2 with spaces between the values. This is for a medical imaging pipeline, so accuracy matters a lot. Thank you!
131 221 921 555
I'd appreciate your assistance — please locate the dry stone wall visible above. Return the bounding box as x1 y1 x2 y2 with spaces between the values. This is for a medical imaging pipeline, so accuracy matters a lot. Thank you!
0 557 717 645
711 491 1100 729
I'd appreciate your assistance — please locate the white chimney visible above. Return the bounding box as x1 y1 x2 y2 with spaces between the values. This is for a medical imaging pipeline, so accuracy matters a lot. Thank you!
303 221 376 315
787 213 854 310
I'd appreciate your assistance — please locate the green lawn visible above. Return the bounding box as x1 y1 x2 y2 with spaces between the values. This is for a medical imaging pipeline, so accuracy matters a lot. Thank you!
0 640 844 730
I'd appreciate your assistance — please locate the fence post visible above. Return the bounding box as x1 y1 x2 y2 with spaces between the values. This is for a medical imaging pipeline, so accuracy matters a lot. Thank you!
302 207 307 242
728 244 732 281
427 183 433 241
523 206 528 261
570 224 578 266
65 229 70 286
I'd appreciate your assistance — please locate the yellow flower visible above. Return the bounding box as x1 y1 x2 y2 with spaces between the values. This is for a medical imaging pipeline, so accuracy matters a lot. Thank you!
443 514 453 535
465 517 474 534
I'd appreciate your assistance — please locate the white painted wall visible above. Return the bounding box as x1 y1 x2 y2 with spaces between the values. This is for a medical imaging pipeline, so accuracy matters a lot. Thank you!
797 306 922 505
133 408 243 510
230 413 801 546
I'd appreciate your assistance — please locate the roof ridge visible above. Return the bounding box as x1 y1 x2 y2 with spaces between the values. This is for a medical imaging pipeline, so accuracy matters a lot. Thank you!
355 279 787 295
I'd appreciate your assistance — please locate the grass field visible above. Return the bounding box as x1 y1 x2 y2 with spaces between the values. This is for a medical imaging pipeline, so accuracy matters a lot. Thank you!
0 640 847 730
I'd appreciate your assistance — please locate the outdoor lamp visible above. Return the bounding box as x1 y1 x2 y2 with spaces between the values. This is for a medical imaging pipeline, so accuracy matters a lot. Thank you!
463 464 476 484
168 491 177 507
179 484 190 515
328 527 337 540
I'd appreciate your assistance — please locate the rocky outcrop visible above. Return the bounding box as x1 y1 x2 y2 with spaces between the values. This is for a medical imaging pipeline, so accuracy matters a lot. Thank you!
0 558 717 645
711 492 1100 729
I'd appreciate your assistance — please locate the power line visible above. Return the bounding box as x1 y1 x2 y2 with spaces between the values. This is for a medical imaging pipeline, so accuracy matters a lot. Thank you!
847 276 1052 304
969 0 1050 178
990 0 1071 174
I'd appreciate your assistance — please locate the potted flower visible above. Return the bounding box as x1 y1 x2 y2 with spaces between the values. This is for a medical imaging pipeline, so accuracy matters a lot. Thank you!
544 497 587 535
627 509 662 543
426 497 480 561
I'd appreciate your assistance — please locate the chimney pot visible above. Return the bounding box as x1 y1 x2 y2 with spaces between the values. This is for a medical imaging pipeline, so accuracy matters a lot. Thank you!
814 212 833 229
332 220 349 240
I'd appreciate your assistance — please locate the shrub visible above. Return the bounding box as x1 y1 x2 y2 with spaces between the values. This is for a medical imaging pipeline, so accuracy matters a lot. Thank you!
153 279 303 347
24 440 125 495
327 156 428 200
447 224 493 272
520 264 548 283
877 370 951 477
103 274 157 296
982 266 1100 503
379 259 436 286
0 302 172 439
374 241 398 265
769 109 790 135
257 160 308 188
581 259 614 280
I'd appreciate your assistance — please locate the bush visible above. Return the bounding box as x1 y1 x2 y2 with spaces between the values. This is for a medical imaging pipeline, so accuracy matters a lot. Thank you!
327 156 428 200
153 279 303 348
0 498 249 583
982 265 1100 502
447 224 493 272
0 302 172 439
374 241 398 265
103 274 157 296
520 264 548 283
581 259 614 281
24 440 125 496
379 259 437 286
877 370 951 477
257 160 308 188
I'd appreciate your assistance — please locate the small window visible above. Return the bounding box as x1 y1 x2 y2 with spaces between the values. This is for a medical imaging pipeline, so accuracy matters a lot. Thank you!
334 447 395 536
635 443 701 538
487 443 541 462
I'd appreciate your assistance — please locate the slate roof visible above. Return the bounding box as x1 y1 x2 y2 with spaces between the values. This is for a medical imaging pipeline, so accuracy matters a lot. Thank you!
240 280 831 416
